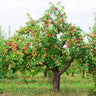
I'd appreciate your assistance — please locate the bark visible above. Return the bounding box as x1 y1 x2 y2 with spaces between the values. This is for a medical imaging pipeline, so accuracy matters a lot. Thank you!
44 71 47 77
53 66 60 92
72 72 74 77
52 57 74 92
83 70 85 78
58 57 74 76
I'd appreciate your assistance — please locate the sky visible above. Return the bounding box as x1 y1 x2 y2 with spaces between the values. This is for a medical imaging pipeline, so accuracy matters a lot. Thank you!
0 0 96 38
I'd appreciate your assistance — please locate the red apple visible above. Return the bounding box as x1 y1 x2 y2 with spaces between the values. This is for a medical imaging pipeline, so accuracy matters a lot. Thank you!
67 33 70 36
55 7 58 10
61 13 64 16
44 48 47 51
74 29 77 32
65 46 68 49
51 20 54 24
69 28 72 30
47 14 50 17
43 54 47 58
71 31 73 33
69 24 72 26
63 28 66 31
39 62 42 65
72 26 75 28
67 40 70 42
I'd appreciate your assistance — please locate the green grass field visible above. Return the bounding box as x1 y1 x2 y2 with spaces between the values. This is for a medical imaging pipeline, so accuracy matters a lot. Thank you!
0 72 95 96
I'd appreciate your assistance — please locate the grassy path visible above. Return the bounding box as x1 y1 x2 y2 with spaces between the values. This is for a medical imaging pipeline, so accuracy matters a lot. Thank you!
0 73 95 96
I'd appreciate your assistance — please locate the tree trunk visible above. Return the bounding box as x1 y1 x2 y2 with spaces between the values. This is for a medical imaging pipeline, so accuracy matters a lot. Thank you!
44 68 47 77
52 57 74 92
83 70 85 78
53 67 60 92
44 71 47 77
72 72 74 77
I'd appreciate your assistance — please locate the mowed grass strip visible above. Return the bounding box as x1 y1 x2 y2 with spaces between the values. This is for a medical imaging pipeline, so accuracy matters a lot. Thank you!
0 72 95 96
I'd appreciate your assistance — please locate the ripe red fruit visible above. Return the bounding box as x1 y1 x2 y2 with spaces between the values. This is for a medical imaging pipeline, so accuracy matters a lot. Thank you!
51 55 54 59
55 7 58 10
91 49 93 52
71 31 73 34
22 47 26 51
67 40 70 42
39 62 42 65
44 48 47 51
69 24 72 26
58 48 61 50
33 49 35 52
23 82 25 84
61 13 64 16
47 14 50 17
26 30 30 33
55 46 57 49
72 26 75 28
47 34 51 37
1 71 3 73
33 54 36 57
84 64 88 67
26 43 30 46
83 35 86 37
15 45 18 47
77 39 79 41
67 33 70 36
74 29 77 32
69 28 72 30
51 20 54 24
25 52 29 55
26 76 29 79
14 41 16 44
90 52 93 55
63 28 66 31
68 43 70 46
27 56 30 58
43 54 47 58
46 24 49 26
51 70 53 73
59 28 62 30
5 60 8 62
73 37 76 40
65 46 68 49
79 37 82 40
32 31 34 33
91 43 93 45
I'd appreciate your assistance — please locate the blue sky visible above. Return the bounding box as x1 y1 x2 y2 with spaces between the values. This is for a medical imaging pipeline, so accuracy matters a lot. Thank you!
0 0 96 38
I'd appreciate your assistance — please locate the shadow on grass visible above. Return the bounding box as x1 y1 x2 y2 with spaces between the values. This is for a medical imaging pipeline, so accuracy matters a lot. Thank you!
88 89 96 96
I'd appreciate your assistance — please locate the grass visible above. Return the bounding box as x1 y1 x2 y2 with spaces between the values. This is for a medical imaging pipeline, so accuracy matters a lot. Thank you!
0 72 95 96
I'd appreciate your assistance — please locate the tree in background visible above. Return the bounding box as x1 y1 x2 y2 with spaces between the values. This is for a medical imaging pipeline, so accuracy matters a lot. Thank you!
87 13 96 92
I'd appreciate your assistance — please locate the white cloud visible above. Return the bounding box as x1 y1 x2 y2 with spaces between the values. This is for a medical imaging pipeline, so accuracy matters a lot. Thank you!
0 0 96 36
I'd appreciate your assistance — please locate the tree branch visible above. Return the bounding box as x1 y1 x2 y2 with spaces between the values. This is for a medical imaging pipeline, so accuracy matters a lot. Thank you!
58 56 74 76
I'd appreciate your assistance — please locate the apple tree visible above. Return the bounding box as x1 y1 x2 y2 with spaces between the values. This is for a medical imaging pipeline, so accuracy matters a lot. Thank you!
0 2 90 92
88 14 96 91
25 2 87 91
